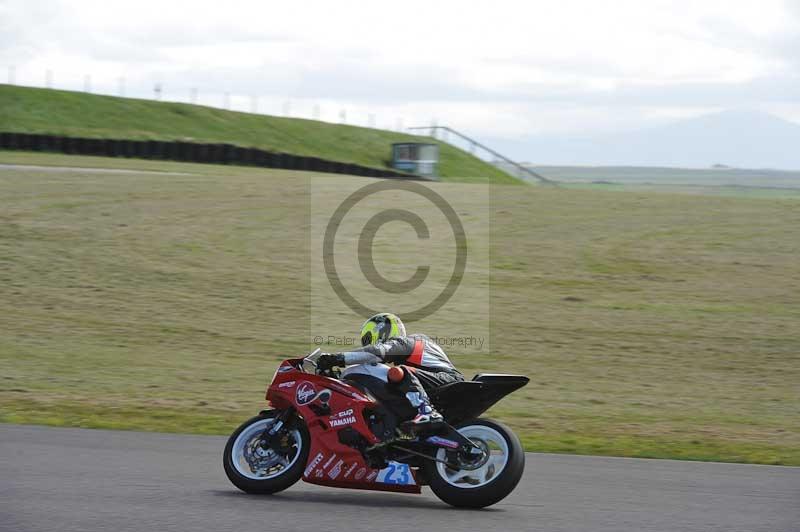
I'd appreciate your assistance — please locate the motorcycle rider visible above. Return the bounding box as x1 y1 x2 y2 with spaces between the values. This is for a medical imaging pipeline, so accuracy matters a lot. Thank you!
317 312 464 431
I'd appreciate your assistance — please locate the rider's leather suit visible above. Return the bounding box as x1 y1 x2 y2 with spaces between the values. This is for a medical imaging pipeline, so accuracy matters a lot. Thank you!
340 334 464 420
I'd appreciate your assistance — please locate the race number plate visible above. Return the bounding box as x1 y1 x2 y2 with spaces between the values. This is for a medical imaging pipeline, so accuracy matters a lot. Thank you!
375 461 415 486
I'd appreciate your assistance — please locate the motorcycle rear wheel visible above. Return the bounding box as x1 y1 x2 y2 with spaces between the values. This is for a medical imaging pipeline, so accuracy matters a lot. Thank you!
223 411 310 494
425 418 524 508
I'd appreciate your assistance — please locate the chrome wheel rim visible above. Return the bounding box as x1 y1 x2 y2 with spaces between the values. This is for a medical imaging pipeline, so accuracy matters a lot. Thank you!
436 425 509 489
232 418 302 480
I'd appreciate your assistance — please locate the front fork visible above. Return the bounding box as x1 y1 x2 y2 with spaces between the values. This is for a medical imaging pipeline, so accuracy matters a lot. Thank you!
258 407 296 449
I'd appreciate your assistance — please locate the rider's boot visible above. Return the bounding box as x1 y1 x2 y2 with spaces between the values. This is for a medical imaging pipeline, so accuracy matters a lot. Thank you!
387 366 444 433
401 391 444 432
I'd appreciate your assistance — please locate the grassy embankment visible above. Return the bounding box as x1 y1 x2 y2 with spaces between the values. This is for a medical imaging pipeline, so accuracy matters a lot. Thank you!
0 84 519 184
1 153 798 465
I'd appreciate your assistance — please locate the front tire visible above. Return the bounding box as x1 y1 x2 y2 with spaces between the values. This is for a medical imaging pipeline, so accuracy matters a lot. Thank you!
426 418 525 508
223 411 310 494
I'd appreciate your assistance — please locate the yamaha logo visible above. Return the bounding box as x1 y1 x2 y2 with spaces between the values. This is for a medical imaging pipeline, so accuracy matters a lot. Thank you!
328 408 356 427
329 416 356 427
295 381 316 405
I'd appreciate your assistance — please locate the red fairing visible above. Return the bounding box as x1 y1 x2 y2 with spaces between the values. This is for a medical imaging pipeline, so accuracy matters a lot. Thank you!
266 362 421 494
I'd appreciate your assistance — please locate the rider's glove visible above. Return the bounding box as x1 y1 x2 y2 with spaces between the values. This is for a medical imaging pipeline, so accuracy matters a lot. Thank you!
317 353 345 372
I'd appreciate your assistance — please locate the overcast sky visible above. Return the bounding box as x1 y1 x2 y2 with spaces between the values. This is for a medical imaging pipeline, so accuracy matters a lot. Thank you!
2 0 799 141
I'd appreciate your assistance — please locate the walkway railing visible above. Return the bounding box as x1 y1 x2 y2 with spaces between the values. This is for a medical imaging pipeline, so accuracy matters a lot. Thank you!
407 126 557 185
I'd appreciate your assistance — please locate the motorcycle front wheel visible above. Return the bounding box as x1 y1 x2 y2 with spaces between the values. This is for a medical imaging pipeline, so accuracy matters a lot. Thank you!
425 418 525 508
223 411 310 494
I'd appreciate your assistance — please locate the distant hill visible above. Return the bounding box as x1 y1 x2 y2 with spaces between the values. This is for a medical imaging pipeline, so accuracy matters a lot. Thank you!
523 165 800 189
493 110 800 170
0 85 519 184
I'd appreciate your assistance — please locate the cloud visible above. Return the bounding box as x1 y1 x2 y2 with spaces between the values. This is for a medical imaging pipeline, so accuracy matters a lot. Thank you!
2 0 799 139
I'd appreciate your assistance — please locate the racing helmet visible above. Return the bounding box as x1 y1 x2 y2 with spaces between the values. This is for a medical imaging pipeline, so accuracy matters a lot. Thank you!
360 313 405 346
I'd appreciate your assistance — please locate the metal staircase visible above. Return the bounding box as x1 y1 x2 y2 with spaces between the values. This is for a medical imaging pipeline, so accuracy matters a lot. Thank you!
407 126 556 185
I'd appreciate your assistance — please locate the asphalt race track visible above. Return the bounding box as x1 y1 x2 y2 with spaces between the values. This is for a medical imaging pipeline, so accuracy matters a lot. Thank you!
1 424 797 532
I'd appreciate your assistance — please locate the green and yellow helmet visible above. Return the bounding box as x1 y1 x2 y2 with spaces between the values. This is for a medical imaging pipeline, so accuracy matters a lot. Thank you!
360 313 405 346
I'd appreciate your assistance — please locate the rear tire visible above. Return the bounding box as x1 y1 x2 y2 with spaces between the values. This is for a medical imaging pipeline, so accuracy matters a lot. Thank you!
425 418 524 508
223 411 310 494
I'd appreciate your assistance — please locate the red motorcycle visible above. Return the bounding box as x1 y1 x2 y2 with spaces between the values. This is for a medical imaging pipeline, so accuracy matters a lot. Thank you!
223 349 529 508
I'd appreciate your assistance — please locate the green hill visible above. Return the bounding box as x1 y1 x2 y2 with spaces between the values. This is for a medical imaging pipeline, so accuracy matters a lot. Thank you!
0 85 520 184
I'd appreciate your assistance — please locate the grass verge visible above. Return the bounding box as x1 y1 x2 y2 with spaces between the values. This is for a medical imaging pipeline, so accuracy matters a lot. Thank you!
1 154 798 465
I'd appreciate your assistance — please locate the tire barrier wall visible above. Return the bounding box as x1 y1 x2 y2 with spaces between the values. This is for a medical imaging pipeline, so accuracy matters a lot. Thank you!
0 132 428 180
